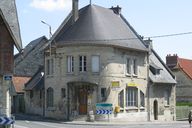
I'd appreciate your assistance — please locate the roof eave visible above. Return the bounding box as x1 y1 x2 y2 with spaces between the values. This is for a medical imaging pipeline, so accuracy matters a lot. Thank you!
0 9 22 51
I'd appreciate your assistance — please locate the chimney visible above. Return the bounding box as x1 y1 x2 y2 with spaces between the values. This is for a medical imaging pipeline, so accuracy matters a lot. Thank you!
144 38 153 49
166 54 178 69
72 0 79 23
110 5 122 15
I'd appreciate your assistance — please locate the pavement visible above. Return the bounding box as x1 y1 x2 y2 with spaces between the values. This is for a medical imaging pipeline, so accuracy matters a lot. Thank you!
14 113 187 126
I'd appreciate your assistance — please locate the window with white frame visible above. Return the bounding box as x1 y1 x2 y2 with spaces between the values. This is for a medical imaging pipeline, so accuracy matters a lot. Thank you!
133 59 138 75
92 55 100 73
126 58 131 74
47 87 54 107
118 90 124 108
67 56 74 73
79 56 87 72
164 89 170 105
46 59 54 75
126 87 138 107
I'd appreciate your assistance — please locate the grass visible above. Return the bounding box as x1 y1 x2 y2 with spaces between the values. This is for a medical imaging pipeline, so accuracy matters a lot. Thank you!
176 102 192 106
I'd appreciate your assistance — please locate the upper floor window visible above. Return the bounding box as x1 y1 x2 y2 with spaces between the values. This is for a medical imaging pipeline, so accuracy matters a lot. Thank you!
46 59 54 75
126 87 138 107
126 58 131 74
92 55 100 73
133 59 138 75
79 56 87 72
67 56 74 73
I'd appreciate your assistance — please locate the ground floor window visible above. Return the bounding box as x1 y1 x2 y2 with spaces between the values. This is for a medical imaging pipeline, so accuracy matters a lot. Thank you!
118 90 124 108
126 87 138 107
47 87 54 107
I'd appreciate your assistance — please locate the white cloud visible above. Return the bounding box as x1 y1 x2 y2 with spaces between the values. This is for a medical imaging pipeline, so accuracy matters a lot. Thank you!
30 0 71 11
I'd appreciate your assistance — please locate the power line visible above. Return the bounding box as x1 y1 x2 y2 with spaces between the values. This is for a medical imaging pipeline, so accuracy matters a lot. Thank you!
145 31 192 39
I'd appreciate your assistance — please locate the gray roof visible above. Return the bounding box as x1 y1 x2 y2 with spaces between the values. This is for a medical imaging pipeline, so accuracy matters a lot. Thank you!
149 50 176 84
0 0 22 50
55 4 148 52
14 36 48 77
25 67 44 91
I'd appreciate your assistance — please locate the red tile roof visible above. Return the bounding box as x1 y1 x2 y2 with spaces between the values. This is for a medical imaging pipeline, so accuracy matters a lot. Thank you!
178 58 192 79
12 76 31 93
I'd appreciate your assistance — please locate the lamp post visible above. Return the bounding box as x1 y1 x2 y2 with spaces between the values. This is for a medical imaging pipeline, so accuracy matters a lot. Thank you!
41 20 52 39
41 21 52 56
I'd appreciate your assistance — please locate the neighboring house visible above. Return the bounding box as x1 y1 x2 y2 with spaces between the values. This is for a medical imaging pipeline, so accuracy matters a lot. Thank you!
0 0 22 116
148 46 176 121
41 0 176 122
11 76 31 113
13 36 48 114
25 67 44 116
166 54 192 102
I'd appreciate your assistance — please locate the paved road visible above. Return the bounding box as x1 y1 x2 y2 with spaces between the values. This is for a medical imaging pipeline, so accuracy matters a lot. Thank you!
14 115 191 128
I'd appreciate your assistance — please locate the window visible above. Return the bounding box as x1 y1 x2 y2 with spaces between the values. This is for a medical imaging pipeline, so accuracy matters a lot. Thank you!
140 91 145 107
61 88 66 98
101 88 107 101
67 56 74 73
30 91 33 99
118 90 124 108
47 87 54 107
92 55 100 73
79 56 87 72
164 90 170 105
133 59 138 75
126 58 131 74
46 59 54 75
126 87 138 107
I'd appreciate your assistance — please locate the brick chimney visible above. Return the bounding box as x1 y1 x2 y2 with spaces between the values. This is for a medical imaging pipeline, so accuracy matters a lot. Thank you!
166 54 178 69
72 0 79 23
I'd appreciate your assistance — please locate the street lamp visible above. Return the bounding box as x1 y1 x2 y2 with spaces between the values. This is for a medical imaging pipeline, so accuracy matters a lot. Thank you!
41 20 52 39
41 20 52 56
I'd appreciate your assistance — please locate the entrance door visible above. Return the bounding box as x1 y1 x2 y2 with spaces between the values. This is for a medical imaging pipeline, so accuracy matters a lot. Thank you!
79 87 87 115
154 100 158 120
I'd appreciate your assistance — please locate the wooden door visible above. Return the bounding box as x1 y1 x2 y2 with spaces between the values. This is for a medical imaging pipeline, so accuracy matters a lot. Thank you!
79 88 87 115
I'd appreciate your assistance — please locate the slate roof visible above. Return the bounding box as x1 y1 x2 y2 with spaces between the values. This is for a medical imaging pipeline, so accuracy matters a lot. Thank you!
0 0 22 50
25 67 44 91
12 76 31 93
178 58 192 79
54 4 148 52
149 50 176 84
14 36 48 77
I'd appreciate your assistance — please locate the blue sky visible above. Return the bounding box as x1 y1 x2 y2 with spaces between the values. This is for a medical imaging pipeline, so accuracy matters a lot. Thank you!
16 0 192 61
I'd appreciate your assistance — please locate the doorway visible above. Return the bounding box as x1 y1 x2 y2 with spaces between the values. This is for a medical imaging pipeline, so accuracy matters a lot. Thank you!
78 86 87 115
154 100 158 120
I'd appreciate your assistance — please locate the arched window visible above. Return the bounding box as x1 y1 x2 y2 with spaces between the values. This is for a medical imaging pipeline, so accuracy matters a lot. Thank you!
47 87 54 107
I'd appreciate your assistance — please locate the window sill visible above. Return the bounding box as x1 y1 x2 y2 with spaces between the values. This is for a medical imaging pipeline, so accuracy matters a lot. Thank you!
132 74 138 77
125 73 131 77
66 72 74 75
125 106 138 110
164 105 170 107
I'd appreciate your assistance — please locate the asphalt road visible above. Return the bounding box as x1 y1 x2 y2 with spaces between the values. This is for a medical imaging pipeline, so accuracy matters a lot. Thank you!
14 114 191 128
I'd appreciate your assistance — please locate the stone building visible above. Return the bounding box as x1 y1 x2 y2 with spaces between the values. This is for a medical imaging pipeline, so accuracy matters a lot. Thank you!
166 54 192 102
13 36 48 114
0 0 22 118
42 1 176 121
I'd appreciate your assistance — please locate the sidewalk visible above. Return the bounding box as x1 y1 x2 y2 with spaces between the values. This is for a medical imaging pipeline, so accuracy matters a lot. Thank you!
14 114 187 126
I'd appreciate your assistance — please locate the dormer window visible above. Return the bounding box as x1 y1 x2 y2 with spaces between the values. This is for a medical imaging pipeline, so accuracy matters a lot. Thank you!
150 63 162 75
